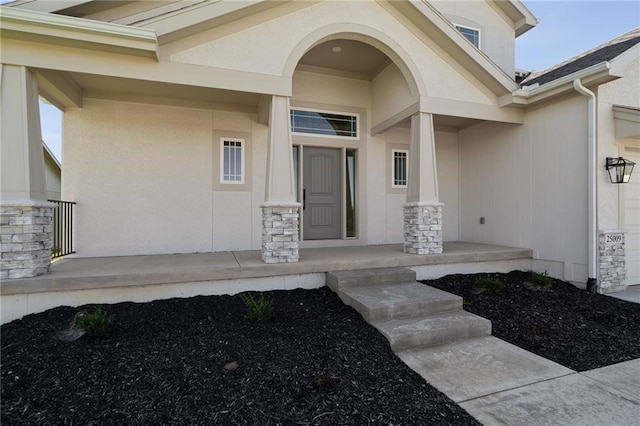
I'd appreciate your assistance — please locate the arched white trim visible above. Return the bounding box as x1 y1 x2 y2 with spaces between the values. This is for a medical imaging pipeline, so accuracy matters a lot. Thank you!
283 23 426 99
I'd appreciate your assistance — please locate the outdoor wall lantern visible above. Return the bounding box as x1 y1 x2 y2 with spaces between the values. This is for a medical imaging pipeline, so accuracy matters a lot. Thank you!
606 157 635 184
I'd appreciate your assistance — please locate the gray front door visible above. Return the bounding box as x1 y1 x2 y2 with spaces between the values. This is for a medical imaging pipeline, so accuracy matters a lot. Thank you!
303 147 342 240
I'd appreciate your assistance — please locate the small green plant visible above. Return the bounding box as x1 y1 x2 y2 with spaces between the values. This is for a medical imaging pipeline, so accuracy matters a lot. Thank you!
240 293 274 321
75 307 115 337
531 270 552 286
476 276 505 295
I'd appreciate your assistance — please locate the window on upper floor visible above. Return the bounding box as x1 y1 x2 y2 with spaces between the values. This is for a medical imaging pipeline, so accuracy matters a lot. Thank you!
456 25 480 48
290 109 358 139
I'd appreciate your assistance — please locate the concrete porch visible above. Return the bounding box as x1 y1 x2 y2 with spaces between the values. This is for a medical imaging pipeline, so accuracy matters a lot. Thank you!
1 242 532 324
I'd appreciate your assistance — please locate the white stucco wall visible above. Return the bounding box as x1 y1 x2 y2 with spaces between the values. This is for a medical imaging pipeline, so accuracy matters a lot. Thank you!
434 0 516 77
596 53 640 230
372 63 415 126
63 99 268 257
459 95 589 282
379 126 460 244
596 51 640 287
435 131 460 242
170 0 495 107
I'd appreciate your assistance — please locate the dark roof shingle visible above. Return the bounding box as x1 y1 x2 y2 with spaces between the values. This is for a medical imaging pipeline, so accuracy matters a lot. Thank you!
522 28 640 87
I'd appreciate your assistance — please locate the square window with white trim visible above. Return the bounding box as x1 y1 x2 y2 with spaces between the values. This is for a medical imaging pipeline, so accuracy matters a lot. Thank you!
220 138 244 184
392 149 408 188
456 25 480 48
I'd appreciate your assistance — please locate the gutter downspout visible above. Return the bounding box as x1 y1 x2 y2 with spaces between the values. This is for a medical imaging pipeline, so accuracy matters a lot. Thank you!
573 78 598 293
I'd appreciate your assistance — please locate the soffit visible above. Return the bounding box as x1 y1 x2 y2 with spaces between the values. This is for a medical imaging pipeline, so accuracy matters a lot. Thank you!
613 105 640 140
490 0 537 37
71 73 260 105
297 40 391 78
57 1 168 19
70 72 260 107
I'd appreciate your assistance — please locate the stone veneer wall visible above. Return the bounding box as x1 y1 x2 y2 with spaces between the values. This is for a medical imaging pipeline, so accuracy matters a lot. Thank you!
403 202 443 255
598 230 626 294
261 204 300 264
1 202 54 279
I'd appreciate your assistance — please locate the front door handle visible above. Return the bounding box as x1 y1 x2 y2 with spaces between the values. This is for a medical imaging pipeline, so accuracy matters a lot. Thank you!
303 189 306 210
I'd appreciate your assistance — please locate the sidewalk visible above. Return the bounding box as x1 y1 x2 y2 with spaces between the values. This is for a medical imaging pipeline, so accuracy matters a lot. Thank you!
400 337 640 426
608 285 640 304
397 283 640 425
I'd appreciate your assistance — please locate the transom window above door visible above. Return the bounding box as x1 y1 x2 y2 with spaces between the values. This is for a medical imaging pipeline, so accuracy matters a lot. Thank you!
291 109 358 139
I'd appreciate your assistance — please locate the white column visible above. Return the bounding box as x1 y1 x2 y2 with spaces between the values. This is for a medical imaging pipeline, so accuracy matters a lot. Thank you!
407 112 439 203
1 65 54 278
261 95 300 263
1 65 47 202
265 95 297 203
403 112 443 254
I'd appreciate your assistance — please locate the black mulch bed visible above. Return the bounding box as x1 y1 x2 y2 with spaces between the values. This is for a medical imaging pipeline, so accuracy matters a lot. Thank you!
1 287 479 425
423 270 640 372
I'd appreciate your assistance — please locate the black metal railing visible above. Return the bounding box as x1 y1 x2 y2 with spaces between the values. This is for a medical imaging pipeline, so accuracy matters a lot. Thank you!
49 200 76 259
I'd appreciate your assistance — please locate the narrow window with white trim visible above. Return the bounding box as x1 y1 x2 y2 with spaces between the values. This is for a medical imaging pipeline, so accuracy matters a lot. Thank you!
221 138 244 184
392 149 408 188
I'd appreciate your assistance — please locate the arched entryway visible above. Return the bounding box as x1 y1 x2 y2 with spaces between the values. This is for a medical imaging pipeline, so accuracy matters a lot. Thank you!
261 26 443 263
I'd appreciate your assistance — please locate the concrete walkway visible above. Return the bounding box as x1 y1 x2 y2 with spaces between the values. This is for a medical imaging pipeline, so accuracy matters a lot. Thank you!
608 285 640 304
403 339 640 426
327 267 640 426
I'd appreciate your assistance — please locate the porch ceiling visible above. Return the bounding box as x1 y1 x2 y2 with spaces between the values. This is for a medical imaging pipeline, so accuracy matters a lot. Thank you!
297 40 391 79
41 70 261 112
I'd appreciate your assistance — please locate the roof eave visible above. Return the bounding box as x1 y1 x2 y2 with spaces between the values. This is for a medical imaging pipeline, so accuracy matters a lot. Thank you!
385 0 520 96
42 141 62 171
492 0 538 37
138 0 291 45
0 6 158 59
503 62 617 107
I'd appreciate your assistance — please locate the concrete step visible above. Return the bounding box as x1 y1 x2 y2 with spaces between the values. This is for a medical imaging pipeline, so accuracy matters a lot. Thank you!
326 267 416 291
337 282 462 322
372 311 492 352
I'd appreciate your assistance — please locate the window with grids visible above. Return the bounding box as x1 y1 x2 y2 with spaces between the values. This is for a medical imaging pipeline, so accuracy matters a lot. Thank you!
290 109 358 138
456 25 480 48
392 149 408 188
221 139 244 184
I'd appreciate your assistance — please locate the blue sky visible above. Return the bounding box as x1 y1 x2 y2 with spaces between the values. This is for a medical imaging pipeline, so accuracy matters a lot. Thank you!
39 0 640 163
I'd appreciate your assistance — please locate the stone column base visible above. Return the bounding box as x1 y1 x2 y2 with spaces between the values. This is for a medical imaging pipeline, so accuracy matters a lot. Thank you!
403 202 443 255
261 202 301 264
1 201 55 279
598 230 626 294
